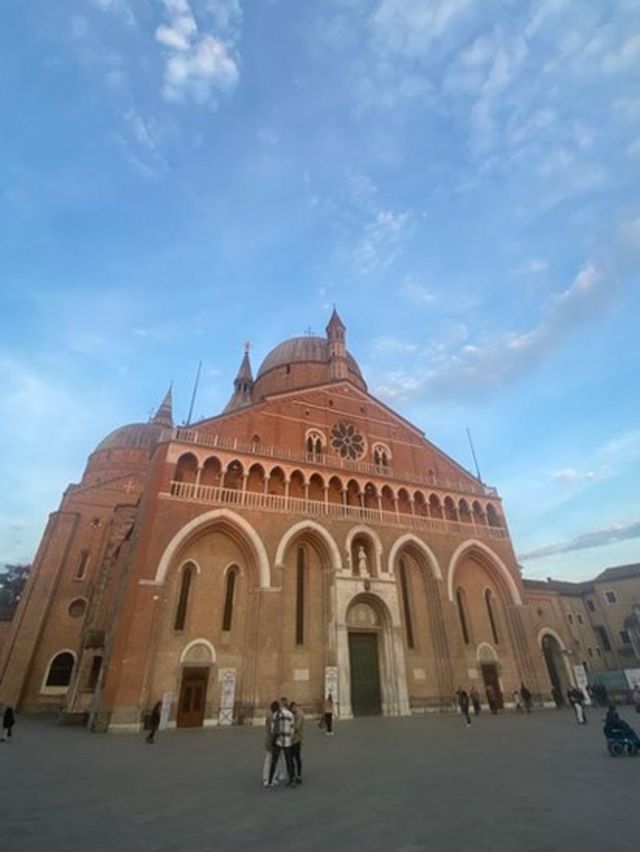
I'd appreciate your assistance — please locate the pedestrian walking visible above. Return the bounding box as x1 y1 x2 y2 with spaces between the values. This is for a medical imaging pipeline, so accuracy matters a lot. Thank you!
568 687 587 724
631 683 640 714
1 706 15 741
290 701 305 784
263 701 280 786
486 684 498 715
470 686 481 715
322 693 335 735
146 701 161 744
456 688 471 725
520 683 532 713
267 699 295 788
513 690 523 712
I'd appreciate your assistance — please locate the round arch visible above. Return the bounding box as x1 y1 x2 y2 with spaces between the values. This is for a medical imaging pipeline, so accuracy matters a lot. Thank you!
153 508 270 588
476 641 498 662
345 525 384 575
275 520 342 572
446 539 522 605
537 626 568 651
387 533 442 579
179 638 217 665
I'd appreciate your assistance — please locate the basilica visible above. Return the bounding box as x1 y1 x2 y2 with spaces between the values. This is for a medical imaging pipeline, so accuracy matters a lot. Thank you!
1 311 637 731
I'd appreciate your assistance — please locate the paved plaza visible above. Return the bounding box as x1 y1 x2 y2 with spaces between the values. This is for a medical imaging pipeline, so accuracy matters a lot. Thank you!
2 707 638 852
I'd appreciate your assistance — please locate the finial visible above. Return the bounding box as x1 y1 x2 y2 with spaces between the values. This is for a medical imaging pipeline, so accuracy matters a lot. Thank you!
243 340 251 354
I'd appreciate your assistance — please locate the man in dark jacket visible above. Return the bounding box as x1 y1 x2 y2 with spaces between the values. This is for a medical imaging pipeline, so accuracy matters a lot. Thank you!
456 689 472 726
1 705 15 741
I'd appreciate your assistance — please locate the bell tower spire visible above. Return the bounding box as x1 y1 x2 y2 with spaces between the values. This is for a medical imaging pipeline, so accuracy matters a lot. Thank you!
223 342 254 413
151 385 174 428
326 307 348 381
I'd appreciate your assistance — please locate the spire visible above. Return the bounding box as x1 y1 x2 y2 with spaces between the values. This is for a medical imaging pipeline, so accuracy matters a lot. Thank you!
223 343 254 413
152 386 173 428
325 307 348 380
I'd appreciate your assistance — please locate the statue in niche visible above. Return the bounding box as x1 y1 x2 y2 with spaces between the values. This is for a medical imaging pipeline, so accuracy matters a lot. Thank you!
357 545 369 577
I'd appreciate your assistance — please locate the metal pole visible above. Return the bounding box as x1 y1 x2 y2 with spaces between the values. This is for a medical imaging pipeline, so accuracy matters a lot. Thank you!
186 360 202 426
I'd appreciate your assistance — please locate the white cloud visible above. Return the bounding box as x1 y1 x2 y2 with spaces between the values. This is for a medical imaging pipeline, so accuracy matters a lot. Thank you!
371 0 473 56
353 208 410 274
519 519 640 561
402 278 438 306
155 0 241 104
602 34 640 74
91 0 136 26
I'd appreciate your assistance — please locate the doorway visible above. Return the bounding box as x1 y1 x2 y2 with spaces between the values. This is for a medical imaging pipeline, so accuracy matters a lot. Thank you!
349 632 382 716
541 634 569 704
480 662 503 708
177 667 209 727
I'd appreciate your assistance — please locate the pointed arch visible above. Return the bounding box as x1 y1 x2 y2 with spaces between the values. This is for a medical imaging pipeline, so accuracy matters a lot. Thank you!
446 539 522 605
387 533 442 579
274 520 341 572
153 508 270 588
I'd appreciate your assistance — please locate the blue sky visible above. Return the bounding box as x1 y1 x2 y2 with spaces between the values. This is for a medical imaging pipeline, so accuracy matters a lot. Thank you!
1 0 639 581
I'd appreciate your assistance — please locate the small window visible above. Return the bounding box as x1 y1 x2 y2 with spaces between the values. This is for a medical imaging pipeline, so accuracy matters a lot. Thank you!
586 599 595 612
87 655 102 691
46 652 75 687
75 550 90 580
567 614 574 624
576 614 584 625
174 566 193 631
604 590 617 604
596 647 602 657
587 647 594 658
620 630 632 645
595 625 611 651
222 567 238 632
68 598 87 619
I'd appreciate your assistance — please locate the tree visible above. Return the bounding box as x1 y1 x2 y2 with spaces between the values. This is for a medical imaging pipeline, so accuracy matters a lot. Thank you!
0 563 31 612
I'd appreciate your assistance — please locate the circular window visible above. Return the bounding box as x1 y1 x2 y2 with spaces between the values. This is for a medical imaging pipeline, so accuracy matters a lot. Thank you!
330 422 365 459
68 598 87 619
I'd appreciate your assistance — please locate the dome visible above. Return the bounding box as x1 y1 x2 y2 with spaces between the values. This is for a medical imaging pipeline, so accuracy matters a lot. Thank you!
94 422 167 453
256 336 364 382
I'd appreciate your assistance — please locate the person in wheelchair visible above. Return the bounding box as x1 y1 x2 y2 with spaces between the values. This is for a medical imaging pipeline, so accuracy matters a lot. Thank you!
603 704 640 755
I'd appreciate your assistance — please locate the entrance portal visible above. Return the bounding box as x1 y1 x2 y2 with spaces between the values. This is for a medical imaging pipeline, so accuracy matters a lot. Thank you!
348 632 382 716
480 663 503 708
177 667 209 727
541 634 569 704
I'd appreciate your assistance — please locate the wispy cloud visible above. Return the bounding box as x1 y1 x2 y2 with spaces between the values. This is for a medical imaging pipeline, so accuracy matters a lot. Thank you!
371 0 473 57
519 519 640 561
155 0 241 104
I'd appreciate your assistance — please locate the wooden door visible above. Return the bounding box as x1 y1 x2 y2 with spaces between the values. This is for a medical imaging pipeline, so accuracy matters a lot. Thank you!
177 667 209 728
349 632 382 716
481 663 504 709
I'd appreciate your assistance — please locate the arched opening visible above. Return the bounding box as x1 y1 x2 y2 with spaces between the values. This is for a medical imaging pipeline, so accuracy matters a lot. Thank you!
346 479 361 508
223 460 244 490
373 444 390 469
45 652 75 689
478 644 503 709
308 472 325 502
414 491 428 517
306 430 324 459
289 470 305 499
541 633 571 704
351 534 374 577
200 456 222 487
456 587 471 645
222 566 238 632
429 493 443 519
458 499 472 523
175 452 198 484
327 475 343 505
444 496 458 521
362 482 378 510
486 503 502 527
174 563 194 631
347 599 383 717
246 463 265 494
472 500 486 525
267 466 286 496
380 485 395 513
397 488 411 515
485 588 499 644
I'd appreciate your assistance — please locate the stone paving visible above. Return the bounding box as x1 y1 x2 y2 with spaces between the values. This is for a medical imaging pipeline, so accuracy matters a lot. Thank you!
2 706 639 852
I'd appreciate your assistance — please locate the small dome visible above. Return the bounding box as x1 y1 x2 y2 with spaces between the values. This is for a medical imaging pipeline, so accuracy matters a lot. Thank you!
94 422 166 453
256 336 364 382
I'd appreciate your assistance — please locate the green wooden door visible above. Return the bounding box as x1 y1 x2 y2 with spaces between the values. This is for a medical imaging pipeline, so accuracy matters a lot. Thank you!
349 632 382 716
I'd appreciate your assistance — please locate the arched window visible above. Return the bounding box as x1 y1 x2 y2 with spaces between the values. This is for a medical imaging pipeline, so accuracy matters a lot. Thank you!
398 558 415 649
75 550 90 580
45 652 75 688
174 565 193 631
456 588 470 645
485 589 499 644
306 430 324 458
296 547 305 646
222 566 238 632
373 444 391 468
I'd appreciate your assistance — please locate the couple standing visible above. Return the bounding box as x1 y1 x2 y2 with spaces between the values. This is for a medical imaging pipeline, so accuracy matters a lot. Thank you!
263 698 304 788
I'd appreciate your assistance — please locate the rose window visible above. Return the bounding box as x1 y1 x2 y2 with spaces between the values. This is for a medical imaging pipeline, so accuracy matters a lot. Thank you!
330 422 365 459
